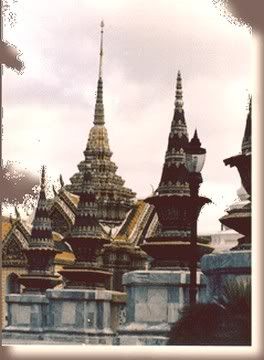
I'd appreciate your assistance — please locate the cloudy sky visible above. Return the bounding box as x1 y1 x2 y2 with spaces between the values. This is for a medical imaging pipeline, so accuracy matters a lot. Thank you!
3 0 252 233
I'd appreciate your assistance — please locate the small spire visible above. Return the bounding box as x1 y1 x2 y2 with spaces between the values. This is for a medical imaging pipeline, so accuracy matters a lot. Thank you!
94 21 105 126
175 70 184 112
189 128 201 149
30 167 53 249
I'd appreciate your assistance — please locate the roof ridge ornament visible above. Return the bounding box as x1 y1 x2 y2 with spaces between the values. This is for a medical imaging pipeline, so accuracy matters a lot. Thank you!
15 206 21 220
59 174 64 188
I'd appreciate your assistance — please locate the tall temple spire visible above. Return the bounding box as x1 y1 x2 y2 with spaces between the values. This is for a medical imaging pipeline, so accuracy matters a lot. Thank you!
67 21 136 226
94 20 105 126
157 71 189 196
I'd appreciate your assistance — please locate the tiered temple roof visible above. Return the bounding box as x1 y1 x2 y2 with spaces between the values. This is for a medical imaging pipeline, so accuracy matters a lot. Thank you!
66 21 135 226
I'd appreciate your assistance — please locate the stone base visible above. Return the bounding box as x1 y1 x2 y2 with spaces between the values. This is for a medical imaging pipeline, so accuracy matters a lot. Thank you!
3 293 49 335
201 250 251 302
3 288 126 345
117 270 206 345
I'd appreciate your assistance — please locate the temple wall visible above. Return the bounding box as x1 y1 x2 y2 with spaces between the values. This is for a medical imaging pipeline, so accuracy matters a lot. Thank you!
1 267 27 328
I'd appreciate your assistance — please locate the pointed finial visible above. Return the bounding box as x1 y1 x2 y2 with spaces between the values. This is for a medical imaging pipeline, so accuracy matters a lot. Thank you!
15 206 21 220
94 21 105 125
99 20 104 79
59 174 64 188
175 70 184 112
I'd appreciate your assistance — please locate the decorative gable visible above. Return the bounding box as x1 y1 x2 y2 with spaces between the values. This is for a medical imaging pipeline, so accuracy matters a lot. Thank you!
2 234 27 267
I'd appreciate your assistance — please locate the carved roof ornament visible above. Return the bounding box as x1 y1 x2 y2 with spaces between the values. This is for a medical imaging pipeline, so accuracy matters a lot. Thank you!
15 206 21 220
175 70 184 112
52 184 58 197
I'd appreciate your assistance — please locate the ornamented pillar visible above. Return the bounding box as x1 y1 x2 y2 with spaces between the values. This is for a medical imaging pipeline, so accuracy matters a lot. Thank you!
141 72 213 269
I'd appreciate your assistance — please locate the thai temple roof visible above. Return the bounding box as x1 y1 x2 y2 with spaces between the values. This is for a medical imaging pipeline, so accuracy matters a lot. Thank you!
66 21 135 226
114 200 158 244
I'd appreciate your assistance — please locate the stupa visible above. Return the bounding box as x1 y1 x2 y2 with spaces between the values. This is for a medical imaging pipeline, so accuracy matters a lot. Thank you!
66 21 135 228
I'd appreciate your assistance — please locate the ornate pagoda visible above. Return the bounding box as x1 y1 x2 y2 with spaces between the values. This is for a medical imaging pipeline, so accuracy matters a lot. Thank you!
60 166 112 289
19 166 62 293
220 97 252 250
66 21 135 227
141 71 213 269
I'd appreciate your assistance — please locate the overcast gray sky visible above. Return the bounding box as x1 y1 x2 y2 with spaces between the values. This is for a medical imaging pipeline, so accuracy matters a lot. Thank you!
3 0 252 233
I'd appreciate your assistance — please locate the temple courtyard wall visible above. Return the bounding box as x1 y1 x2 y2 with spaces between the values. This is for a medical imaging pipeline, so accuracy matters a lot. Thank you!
2 250 251 345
